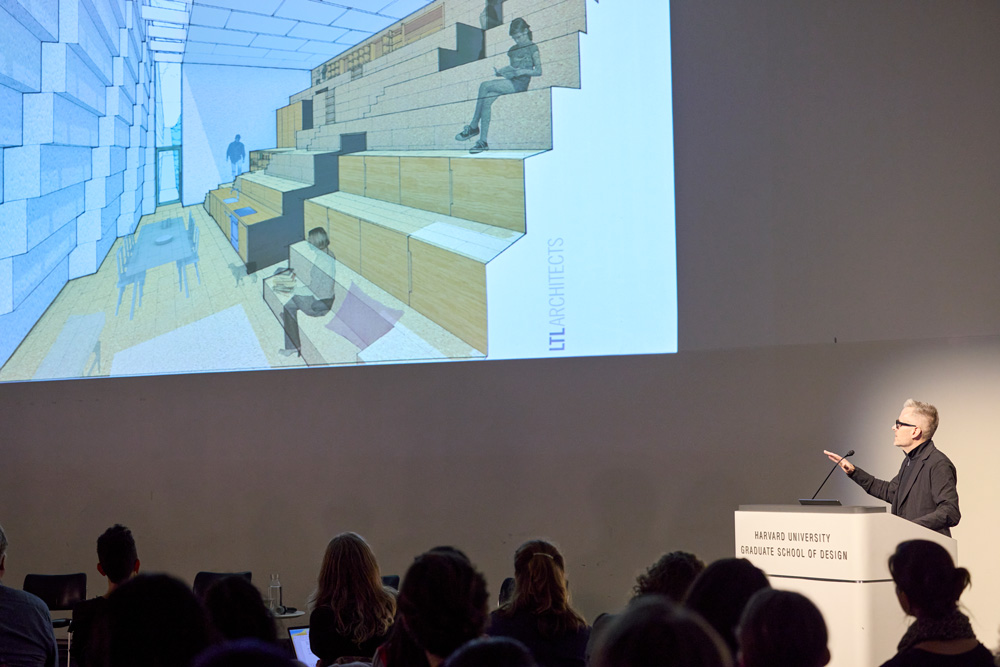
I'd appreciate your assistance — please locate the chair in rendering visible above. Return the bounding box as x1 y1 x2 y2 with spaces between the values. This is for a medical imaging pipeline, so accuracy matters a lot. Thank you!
115 246 144 320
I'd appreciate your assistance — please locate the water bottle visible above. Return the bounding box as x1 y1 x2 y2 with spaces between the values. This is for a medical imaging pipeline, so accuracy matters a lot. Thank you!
268 573 282 613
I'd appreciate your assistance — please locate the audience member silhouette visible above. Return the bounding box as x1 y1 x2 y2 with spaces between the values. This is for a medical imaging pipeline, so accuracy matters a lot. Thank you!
590 595 731 667
684 558 769 659
0 521 58 667
444 636 537 667
395 550 489 667
737 589 830 667
191 638 298 667
103 573 212 667
487 540 589 667
309 532 396 665
71 524 141 667
880 540 993 667
203 575 277 644
374 547 473 667
633 551 705 602
588 549 706 661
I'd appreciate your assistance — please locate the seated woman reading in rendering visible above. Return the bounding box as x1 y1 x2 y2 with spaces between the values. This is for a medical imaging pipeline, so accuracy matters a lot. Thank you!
455 17 541 154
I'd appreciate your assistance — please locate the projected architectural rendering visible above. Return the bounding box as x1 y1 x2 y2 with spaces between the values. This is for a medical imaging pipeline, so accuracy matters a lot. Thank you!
0 0 677 382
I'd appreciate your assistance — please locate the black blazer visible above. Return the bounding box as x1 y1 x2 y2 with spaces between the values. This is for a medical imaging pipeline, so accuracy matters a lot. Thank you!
849 440 960 536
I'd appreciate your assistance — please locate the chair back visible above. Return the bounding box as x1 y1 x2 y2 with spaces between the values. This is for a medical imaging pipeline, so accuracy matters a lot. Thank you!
381 574 400 590
193 571 251 599
23 573 87 611
117 246 126 276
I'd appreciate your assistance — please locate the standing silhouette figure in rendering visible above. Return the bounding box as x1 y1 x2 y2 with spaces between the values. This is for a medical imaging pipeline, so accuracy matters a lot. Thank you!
227 134 245 181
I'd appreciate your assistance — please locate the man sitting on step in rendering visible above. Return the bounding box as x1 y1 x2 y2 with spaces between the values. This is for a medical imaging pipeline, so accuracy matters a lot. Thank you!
279 227 337 357
455 18 541 154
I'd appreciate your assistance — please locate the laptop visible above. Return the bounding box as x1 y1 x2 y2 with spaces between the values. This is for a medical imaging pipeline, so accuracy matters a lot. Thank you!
288 626 320 666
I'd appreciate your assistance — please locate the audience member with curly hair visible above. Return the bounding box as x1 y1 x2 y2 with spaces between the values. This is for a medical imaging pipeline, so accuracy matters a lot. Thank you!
633 551 705 603
309 532 397 665
487 540 589 667
880 540 993 667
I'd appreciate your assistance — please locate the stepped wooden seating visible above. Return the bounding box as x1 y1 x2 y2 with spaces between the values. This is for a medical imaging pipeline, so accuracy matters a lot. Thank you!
203 149 341 272
294 0 584 153
262 240 479 365
300 149 532 353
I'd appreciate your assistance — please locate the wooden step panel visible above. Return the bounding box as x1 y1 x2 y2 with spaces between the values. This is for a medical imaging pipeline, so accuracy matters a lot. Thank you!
303 200 329 243
329 210 362 273
400 156 451 215
364 156 401 204
360 220 410 303
409 238 486 352
450 158 525 232
339 156 365 196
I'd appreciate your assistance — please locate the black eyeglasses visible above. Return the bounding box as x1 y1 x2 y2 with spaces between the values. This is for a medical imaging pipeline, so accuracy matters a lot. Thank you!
894 420 917 429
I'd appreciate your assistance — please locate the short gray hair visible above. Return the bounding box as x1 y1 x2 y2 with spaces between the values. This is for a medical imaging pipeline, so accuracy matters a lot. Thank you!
904 399 939 439
0 522 8 562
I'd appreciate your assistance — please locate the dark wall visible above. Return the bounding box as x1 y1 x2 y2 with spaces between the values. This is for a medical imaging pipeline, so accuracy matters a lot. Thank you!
673 0 1000 349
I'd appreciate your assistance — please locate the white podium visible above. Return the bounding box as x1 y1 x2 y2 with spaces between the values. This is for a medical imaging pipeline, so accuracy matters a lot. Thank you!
734 505 956 667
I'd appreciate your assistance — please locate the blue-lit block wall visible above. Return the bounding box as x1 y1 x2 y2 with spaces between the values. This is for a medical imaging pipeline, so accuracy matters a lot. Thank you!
0 0 154 367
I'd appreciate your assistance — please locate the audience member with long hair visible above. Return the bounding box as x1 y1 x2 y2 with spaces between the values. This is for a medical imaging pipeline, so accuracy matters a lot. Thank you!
590 595 731 667
309 532 397 665
738 589 829 667
880 540 993 667
395 549 489 667
487 540 589 667
684 558 769 660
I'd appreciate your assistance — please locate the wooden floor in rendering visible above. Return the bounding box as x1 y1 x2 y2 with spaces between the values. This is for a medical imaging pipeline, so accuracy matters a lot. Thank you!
0 202 481 383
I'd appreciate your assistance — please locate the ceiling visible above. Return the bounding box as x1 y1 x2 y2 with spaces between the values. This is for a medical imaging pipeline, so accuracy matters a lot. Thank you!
141 0 436 71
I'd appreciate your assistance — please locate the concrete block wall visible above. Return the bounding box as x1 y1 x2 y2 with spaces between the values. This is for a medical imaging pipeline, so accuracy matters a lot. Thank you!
0 0 154 368
293 0 584 153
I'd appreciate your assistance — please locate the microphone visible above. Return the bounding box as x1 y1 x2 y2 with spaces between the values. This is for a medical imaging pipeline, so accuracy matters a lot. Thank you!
809 450 855 500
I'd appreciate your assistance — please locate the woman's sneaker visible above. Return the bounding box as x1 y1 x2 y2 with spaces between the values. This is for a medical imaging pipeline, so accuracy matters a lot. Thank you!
455 125 479 141
469 140 489 154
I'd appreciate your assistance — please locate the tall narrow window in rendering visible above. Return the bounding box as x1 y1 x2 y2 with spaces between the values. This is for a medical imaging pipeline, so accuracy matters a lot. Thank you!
155 61 182 205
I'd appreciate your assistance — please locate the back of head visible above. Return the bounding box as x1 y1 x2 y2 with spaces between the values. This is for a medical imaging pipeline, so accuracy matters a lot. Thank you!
307 227 330 251
889 540 970 618
738 589 829 667
592 595 731 667
204 575 277 644
443 637 538 667
633 551 705 602
311 532 395 643
98 524 139 584
684 558 770 655
0 522 8 566
398 551 489 660
506 540 586 638
106 573 211 667
192 638 297 667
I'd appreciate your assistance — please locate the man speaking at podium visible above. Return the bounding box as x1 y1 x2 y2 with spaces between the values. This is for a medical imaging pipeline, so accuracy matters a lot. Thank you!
824 399 960 536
